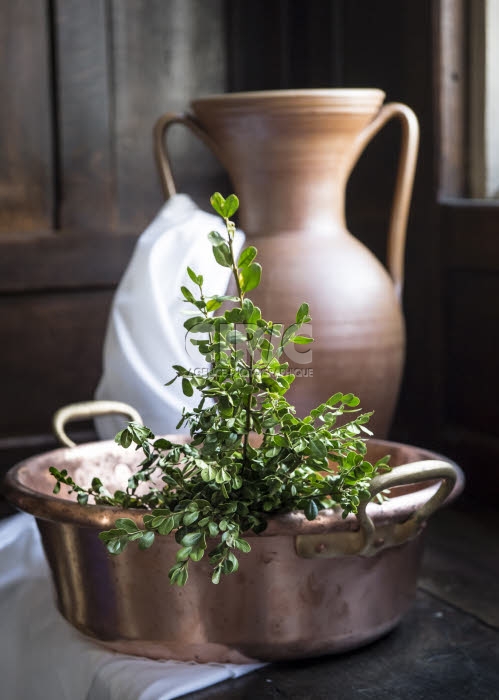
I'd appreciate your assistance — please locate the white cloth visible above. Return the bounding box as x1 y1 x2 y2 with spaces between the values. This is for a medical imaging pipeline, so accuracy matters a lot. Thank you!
95 194 245 438
0 513 262 700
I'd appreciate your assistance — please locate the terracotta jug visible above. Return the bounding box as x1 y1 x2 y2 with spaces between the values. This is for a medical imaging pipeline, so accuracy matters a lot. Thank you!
154 89 419 436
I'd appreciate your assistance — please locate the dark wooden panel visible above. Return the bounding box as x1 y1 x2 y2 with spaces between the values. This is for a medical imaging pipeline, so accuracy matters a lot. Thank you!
0 290 113 435
0 231 136 292
444 269 499 435
339 1 439 446
442 426 499 503
55 0 116 232
227 0 344 91
111 0 228 229
342 0 406 262
441 200 499 270
226 0 289 91
396 0 445 445
0 0 53 233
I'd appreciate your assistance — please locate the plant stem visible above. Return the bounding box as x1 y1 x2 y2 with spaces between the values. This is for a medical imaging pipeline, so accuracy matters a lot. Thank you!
225 217 252 467
226 219 244 301
242 354 253 468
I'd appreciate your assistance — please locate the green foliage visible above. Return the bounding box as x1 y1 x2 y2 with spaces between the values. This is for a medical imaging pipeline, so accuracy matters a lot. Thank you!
50 192 390 586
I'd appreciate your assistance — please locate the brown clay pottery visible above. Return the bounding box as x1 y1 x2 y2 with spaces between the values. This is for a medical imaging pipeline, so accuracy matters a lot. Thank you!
155 89 419 436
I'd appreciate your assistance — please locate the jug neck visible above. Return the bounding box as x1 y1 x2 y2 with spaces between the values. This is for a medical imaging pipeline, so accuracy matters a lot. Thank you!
191 90 386 236
230 161 349 238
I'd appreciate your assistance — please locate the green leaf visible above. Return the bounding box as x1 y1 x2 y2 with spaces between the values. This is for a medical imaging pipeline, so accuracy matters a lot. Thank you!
210 192 226 218
305 500 319 521
189 547 205 562
282 323 299 345
185 318 213 333
210 192 239 218
226 329 247 345
187 267 202 286
107 536 129 555
206 299 222 312
326 392 343 406
211 568 221 584
208 521 219 537
115 518 139 534
212 242 232 268
117 429 132 449
345 394 361 407
158 517 175 536
234 538 251 553
292 335 313 344
237 246 257 268
169 564 188 586
223 194 239 217
296 302 309 324
176 546 192 561
208 230 225 246
210 295 239 303
224 551 239 573
183 510 199 526
181 286 196 303
238 262 262 293
201 465 217 482
183 315 206 332
153 438 173 450
182 378 194 397
139 531 155 550
182 531 203 547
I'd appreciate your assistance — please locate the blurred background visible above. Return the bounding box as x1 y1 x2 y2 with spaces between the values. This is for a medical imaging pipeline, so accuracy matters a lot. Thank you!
0 0 497 504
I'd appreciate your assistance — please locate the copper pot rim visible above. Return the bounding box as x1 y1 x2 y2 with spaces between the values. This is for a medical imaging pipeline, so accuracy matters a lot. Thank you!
2 437 464 536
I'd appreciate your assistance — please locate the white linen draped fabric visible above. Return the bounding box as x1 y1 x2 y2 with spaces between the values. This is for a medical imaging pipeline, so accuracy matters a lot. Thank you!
0 513 262 700
95 194 245 438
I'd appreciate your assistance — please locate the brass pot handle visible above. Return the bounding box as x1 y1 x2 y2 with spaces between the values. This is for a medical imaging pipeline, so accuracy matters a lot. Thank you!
349 102 419 300
53 401 143 448
154 112 225 199
296 459 458 559
356 459 458 555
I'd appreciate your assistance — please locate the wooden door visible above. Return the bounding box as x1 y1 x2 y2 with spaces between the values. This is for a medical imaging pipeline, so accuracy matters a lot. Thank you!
0 0 227 469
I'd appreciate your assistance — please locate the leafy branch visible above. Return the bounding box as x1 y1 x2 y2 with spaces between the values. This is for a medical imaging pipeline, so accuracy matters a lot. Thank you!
50 192 390 586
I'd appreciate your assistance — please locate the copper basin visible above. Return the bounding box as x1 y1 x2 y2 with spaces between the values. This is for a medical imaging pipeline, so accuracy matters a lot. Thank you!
2 421 464 663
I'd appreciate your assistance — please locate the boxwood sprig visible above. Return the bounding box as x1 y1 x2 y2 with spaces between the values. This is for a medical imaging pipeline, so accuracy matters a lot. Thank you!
50 192 390 586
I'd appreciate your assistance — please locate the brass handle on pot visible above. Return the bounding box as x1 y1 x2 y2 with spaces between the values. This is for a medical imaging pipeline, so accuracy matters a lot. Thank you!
53 401 143 448
296 459 458 559
356 459 457 556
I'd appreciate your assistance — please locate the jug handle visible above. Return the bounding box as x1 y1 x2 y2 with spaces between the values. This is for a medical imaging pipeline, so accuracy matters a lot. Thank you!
350 103 419 300
154 112 224 199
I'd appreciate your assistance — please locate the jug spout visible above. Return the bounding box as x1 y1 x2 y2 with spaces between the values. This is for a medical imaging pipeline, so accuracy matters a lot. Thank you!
190 89 386 237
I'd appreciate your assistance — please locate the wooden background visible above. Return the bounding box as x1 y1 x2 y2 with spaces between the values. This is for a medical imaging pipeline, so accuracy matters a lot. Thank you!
1 0 497 502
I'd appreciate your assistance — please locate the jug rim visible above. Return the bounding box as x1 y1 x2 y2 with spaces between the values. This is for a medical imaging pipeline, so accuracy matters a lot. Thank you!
190 89 386 115
191 88 385 104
